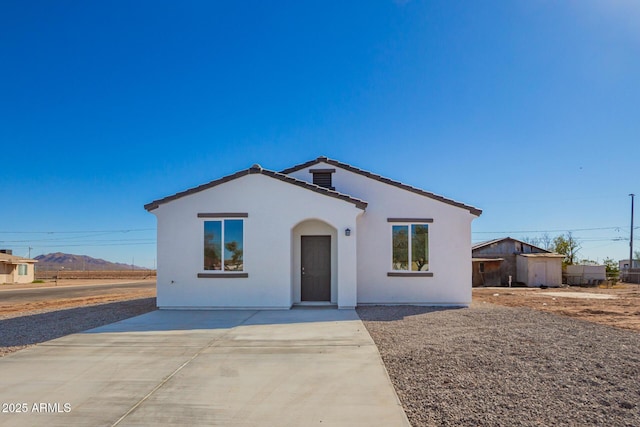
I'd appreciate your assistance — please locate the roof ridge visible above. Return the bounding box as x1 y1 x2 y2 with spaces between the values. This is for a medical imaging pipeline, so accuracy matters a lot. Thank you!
145 165 368 211
281 156 482 216
261 169 368 208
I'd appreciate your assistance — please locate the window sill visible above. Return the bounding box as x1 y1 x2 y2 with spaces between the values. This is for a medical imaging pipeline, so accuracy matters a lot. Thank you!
197 273 248 278
387 272 433 277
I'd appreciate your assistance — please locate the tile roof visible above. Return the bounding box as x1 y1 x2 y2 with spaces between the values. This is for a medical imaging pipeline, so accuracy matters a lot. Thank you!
144 164 368 212
281 156 482 216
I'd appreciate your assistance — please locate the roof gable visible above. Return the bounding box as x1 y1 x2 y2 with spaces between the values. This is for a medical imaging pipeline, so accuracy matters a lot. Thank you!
144 164 368 212
281 156 481 216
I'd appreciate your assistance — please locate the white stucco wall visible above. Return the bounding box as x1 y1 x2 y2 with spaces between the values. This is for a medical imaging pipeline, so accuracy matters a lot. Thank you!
151 173 361 309
288 163 478 306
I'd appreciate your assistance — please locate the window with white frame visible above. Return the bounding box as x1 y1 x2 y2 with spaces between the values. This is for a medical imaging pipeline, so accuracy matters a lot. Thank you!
391 223 429 272
203 219 244 271
17 264 28 275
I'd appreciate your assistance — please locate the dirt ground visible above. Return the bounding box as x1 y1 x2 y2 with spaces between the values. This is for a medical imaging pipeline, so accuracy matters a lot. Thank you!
473 283 640 332
4 279 638 332
35 270 156 280
0 279 156 318
0 278 154 290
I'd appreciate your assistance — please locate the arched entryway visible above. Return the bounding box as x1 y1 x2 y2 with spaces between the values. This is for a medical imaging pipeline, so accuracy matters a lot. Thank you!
291 219 338 304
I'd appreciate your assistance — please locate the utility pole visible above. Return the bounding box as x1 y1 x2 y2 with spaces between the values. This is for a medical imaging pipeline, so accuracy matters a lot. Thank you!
28 246 32 258
630 194 635 279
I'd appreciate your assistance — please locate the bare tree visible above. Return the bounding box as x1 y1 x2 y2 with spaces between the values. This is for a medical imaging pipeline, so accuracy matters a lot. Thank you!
540 233 553 250
521 236 541 247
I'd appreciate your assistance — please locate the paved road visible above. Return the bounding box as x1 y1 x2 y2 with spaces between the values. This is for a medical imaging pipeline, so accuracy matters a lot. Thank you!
0 281 155 304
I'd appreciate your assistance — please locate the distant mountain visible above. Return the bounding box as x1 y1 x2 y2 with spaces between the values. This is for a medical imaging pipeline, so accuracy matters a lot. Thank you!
34 252 147 271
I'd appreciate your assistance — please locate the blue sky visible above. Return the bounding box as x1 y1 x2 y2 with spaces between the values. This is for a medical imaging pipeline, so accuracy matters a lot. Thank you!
1 0 638 268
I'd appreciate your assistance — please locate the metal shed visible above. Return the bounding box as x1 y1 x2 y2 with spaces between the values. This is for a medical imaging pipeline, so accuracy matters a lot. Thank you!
516 253 564 287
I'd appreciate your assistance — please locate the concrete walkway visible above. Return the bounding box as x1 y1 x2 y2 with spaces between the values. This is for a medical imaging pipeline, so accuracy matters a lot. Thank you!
0 309 410 426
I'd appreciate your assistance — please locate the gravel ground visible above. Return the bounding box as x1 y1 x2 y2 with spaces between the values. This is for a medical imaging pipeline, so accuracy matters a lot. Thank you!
0 297 157 357
357 303 640 427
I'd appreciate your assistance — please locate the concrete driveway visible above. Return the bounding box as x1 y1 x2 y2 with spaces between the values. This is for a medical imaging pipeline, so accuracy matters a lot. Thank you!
0 309 410 426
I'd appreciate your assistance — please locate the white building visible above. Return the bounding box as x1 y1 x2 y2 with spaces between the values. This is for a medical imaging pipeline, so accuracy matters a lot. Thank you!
145 157 481 309
619 259 640 271
564 264 607 285
515 253 564 287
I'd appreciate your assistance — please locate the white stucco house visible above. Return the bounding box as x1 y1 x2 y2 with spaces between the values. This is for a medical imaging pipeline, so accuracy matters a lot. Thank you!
145 157 481 309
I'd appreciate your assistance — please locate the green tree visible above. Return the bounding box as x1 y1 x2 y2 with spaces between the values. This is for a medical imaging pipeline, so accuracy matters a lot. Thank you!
392 227 408 270
412 225 429 271
552 232 581 266
603 257 619 279
224 241 243 270
204 232 221 270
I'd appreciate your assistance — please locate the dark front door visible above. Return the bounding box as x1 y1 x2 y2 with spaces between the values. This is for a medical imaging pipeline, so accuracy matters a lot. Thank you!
301 236 331 301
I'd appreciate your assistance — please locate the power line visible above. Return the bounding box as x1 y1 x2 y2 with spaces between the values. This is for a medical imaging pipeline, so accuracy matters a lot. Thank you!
0 228 154 234
471 237 627 243
472 226 632 234
9 242 156 248
1 237 156 244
